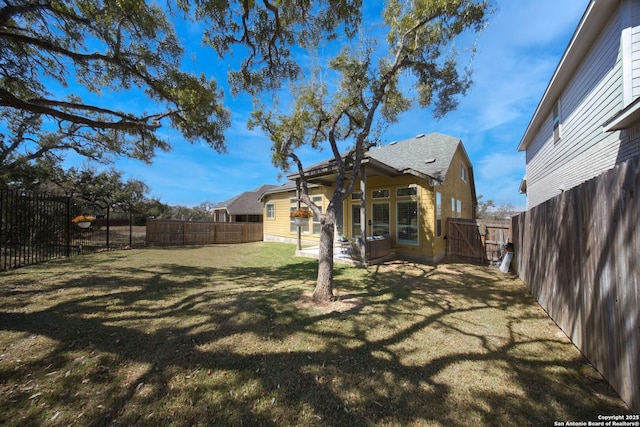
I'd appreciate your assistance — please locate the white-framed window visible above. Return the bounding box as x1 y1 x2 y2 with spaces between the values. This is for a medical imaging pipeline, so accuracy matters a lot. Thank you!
312 196 322 235
397 201 418 244
265 203 275 219
461 164 467 182
372 189 389 199
552 100 561 143
396 186 418 197
435 191 442 237
351 192 363 200
290 199 310 234
351 204 361 237
451 198 462 218
372 202 390 236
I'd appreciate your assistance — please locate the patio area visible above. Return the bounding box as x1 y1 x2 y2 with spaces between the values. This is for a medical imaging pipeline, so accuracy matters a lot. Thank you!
295 236 394 265
295 240 357 265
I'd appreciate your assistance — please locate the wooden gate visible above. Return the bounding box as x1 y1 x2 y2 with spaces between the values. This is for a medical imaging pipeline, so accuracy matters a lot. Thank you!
446 218 511 264
481 219 512 263
446 218 484 263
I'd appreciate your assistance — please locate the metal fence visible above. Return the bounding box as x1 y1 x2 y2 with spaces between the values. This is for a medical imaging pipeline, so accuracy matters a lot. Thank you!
1 188 136 271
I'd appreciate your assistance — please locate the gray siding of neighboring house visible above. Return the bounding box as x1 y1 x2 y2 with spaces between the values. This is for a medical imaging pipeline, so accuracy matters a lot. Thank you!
633 0 640 98
624 1 640 163
525 3 640 209
619 122 640 161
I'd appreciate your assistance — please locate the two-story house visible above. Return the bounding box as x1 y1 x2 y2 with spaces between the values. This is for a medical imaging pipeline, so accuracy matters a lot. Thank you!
518 0 640 208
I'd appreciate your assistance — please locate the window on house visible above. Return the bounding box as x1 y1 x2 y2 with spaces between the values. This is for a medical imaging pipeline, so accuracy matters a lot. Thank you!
372 202 390 236
461 164 467 182
266 203 275 219
435 191 442 237
289 206 297 233
351 192 362 200
290 201 310 234
372 189 389 199
351 205 361 237
451 198 456 217
397 201 418 244
312 196 322 235
457 200 462 218
289 199 297 233
553 100 561 143
396 186 418 197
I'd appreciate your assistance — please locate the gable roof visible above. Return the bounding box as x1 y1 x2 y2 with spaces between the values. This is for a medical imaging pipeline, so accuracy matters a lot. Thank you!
367 132 462 182
214 184 277 215
288 132 467 184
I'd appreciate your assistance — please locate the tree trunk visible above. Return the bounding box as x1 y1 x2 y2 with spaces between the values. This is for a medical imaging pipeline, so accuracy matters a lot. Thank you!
312 214 335 302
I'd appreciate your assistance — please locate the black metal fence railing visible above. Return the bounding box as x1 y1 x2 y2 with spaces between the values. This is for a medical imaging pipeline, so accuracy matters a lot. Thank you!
1 188 136 271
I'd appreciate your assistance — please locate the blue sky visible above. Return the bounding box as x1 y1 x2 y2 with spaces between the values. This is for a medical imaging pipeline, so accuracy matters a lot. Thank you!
107 0 588 210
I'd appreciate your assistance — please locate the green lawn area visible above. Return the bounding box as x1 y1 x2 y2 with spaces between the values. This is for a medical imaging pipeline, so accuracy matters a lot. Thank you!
0 242 630 426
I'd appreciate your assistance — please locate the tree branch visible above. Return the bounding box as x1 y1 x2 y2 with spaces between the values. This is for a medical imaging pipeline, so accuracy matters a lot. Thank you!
0 88 160 131
0 3 51 26
240 0 258 64
262 0 282 67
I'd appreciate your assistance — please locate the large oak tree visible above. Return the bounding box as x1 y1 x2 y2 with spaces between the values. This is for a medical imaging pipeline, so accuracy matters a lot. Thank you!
251 0 491 302
0 0 361 187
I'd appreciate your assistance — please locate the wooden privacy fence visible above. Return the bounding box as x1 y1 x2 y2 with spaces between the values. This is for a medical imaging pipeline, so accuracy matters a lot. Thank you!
512 156 639 413
146 219 263 246
446 218 511 264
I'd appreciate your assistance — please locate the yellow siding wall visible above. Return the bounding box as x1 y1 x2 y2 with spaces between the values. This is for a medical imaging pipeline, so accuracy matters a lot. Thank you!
443 146 476 219
263 186 334 245
432 146 476 258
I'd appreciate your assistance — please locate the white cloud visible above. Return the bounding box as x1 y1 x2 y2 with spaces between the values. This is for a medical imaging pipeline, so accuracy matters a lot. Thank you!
476 177 527 211
474 152 527 210
489 0 588 49
477 152 526 181
444 0 589 134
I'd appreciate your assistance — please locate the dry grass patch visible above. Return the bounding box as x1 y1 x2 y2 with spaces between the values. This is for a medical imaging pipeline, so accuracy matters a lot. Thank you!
0 242 631 426
294 291 363 314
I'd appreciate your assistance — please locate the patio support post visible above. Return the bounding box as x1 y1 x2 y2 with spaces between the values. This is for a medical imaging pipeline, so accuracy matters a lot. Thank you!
359 165 368 264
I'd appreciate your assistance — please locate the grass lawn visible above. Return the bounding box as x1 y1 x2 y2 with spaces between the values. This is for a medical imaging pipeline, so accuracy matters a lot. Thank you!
0 242 630 426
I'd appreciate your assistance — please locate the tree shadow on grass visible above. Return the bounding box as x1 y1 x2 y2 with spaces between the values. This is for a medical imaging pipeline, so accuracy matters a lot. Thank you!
0 249 630 426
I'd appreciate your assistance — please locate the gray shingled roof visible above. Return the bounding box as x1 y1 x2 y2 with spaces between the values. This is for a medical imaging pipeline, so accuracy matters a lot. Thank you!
367 132 461 182
289 132 463 183
215 184 277 215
